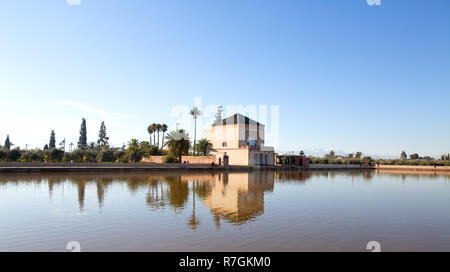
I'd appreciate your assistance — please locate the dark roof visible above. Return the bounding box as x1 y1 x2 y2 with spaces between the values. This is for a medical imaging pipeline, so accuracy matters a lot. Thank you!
213 113 262 126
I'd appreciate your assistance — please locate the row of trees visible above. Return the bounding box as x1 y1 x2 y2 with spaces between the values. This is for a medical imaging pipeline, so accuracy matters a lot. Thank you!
145 106 214 160
0 146 125 163
302 150 450 166
400 151 450 161
146 106 210 156
160 129 212 163
0 119 121 162
1 114 215 163
147 123 168 149
41 119 110 151
2 104 223 163
307 151 374 165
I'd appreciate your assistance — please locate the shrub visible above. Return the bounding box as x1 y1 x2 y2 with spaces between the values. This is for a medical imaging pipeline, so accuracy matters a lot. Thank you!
45 148 64 162
319 158 329 164
96 148 118 162
114 150 126 162
127 149 142 162
20 149 45 162
0 149 9 161
164 153 178 163
7 148 21 162
119 154 129 163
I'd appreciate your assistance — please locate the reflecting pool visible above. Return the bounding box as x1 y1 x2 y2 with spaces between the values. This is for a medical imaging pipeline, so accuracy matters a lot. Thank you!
1 170 450 251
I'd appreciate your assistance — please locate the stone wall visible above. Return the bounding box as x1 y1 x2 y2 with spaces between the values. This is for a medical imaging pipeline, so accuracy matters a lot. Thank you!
142 156 165 163
181 156 219 164
309 164 373 170
142 156 219 164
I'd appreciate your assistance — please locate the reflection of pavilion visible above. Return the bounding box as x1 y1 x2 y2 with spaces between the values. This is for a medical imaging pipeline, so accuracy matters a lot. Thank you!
202 172 274 224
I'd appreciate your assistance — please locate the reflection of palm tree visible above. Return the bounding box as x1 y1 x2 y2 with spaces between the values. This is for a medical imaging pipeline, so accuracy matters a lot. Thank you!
164 176 189 212
146 178 167 209
188 181 200 230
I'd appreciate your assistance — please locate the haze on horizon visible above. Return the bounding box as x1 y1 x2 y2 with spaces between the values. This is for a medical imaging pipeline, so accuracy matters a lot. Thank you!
1 0 449 158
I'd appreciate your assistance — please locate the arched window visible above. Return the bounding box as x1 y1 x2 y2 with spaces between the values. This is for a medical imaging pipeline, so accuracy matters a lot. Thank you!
254 153 258 165
265 154 268 166
260 153 263 166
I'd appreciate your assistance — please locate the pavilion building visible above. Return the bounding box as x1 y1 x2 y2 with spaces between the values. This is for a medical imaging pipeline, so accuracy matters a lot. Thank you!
204 113 275 166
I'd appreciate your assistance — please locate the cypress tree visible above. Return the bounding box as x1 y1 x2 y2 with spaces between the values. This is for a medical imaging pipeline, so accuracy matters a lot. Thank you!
4 135 11 150
49 130 56 148
97 121 109 146
78 118 87 149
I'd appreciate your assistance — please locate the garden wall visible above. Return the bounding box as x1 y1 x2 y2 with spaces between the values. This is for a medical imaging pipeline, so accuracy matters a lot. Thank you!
142 155 219 165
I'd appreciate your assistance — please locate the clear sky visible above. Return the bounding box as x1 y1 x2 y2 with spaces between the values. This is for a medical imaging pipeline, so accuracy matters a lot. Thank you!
1 0 449 158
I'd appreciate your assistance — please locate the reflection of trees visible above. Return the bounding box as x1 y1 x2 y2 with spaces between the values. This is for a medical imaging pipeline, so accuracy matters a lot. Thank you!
96 180 105 208
146 178 166 209
188 181 200 230
275 171 311 182
193 181 212 199
166 176 189 213
2 170 448 228
75 178 86 211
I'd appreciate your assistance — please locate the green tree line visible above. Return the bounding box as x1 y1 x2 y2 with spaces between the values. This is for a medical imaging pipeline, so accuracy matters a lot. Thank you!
1 117 214 163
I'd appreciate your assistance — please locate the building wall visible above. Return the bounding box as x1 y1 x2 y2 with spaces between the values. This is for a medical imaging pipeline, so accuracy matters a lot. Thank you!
210 148 250 166
181 156 219 164
204 123 266 149
249 150 275 166
143 155 219 164
204 118 273 166
204 124 241 149
142 156 165 163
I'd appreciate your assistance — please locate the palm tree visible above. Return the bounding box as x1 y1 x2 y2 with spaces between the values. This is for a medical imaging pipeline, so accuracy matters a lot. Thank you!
161 124 168 148
190 107 202 155
164 129 191 162
196 138 213 156
155 124 162 148
151 123 157 146
127 138 141 162
147 125 153 145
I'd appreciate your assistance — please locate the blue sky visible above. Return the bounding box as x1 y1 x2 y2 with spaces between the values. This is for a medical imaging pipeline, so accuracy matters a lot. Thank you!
1 0 449 157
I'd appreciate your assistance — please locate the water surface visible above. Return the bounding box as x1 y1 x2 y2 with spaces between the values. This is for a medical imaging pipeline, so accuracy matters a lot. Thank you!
1 170 450 251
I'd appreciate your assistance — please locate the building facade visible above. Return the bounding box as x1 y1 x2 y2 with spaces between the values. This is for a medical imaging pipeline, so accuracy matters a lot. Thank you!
276 155 310 167
204 113 275 166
